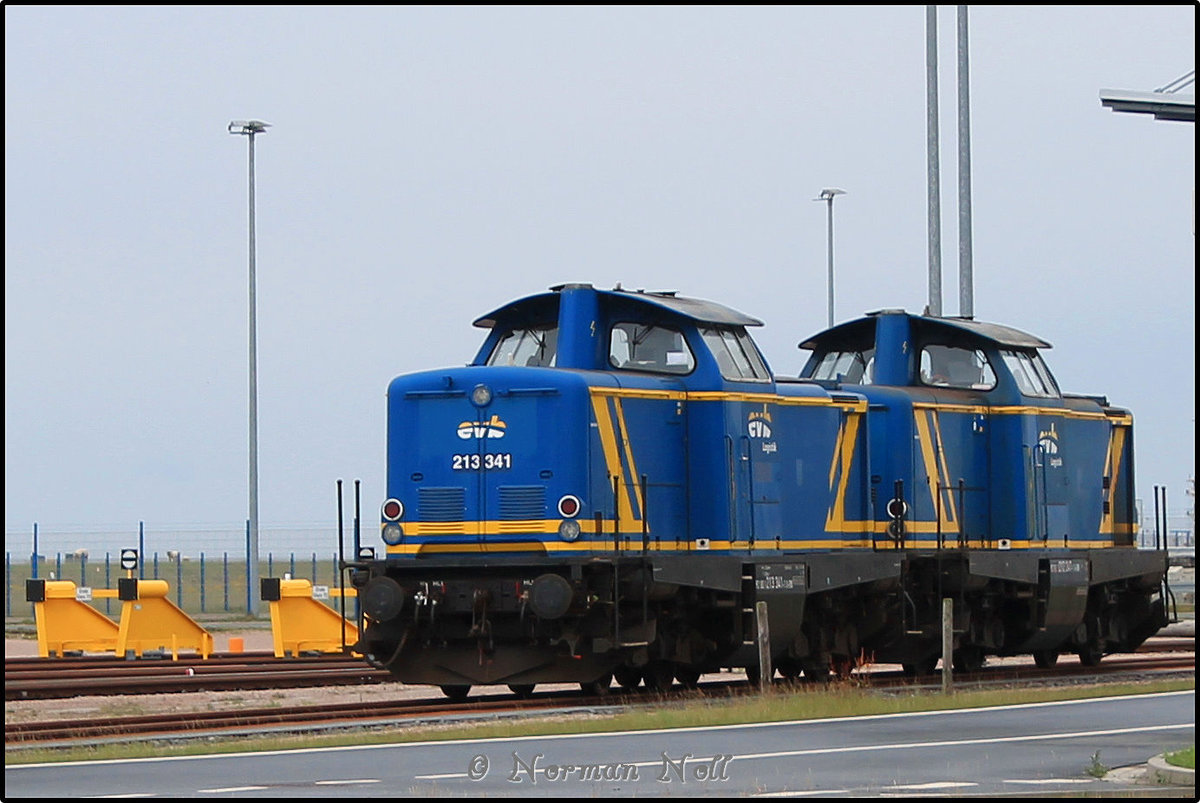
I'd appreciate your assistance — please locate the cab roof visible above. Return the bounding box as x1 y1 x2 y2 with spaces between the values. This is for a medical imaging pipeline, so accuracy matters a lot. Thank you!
473 283 764 329
798 310 1052 351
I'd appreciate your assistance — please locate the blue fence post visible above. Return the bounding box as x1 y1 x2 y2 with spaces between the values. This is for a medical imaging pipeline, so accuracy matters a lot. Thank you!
153 552 159 580
31 523 39 580
268 553 273 579
56 552 62 580
311 553 317 583
105 552 112 615
200 552 206 613
223 552 230 612
80 554 87 587
5 552 10 617
139 521 145 580
290 553 295 578
176 555 183 608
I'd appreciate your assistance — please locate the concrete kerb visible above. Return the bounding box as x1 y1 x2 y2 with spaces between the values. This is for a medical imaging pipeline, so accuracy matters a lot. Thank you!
1147 754 1196 789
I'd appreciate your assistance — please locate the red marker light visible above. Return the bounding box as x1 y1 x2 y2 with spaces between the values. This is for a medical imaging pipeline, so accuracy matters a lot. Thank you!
381 498 404 521
558 494 581 518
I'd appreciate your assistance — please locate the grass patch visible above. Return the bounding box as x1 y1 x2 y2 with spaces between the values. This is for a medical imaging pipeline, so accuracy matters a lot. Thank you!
1086 750 1109 778
6 677 1193 766
1164 746 1195 769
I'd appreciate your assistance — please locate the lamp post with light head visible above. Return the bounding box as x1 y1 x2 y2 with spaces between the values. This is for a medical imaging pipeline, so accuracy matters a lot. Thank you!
228 119 269 616
814 188 846 329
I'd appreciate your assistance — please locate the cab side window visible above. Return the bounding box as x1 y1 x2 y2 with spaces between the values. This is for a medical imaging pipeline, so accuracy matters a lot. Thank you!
919 345 995 390
610 322 694 374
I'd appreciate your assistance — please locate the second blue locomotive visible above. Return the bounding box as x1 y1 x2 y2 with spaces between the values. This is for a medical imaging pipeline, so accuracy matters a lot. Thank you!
350 283 1167 696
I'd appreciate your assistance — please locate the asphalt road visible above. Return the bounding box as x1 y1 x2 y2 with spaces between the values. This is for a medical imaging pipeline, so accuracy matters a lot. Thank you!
5 689 1193 798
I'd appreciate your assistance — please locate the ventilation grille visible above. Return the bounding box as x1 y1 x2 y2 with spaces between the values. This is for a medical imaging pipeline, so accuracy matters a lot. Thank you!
418 487 466 522
497 485 545 532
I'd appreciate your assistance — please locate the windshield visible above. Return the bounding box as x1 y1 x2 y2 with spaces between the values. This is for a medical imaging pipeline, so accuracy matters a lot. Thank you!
1000 349 1061 398
807 348 876 384
487 324 558 367
700 326 771 381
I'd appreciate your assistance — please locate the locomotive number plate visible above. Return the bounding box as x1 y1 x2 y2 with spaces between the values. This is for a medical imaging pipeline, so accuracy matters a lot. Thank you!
755 563 807 592
452 453 513 471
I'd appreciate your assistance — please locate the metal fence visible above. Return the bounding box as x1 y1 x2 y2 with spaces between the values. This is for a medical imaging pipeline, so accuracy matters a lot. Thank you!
5 550 346 619
4 521 363 619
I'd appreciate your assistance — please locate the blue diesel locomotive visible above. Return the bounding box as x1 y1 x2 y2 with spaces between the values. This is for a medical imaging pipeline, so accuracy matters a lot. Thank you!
349 283 1168 697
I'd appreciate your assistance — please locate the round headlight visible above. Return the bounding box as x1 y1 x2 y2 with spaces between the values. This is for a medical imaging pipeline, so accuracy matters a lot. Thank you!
381 523 404 546
558 519 581 542
381 498 404 521
470 383 493 407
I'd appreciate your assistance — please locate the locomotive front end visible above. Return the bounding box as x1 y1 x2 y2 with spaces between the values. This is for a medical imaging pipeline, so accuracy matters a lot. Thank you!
353 364 626 692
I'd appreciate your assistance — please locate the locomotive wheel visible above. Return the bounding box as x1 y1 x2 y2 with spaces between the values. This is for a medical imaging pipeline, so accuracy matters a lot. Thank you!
801 658 831 683
643 661 675 692
1032 649 1059 669
614 665 643 691
508 684 535 698
952 647 985 673
831 655 855 679
775 657 802 682
440 684 471 702
1077 645 1103 667
580 673 613 696
902 656 938 677
744 664 764 688
674 666 701 689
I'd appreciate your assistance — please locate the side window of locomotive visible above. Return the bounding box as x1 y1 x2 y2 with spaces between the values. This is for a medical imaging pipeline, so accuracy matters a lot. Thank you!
609 322 695 374
1000 350 1061 398
487 324 558 367
808 348 876 384
919 345 995 390
699 326 771 381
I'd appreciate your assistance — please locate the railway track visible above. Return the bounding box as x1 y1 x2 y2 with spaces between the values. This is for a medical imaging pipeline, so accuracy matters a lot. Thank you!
5 649 1193 749
5 652 390 700
6 637 1195 701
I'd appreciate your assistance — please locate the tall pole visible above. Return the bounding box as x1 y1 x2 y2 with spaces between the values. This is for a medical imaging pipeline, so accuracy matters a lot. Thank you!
229 120 270 616
815 188 846 329
957 6 974 319
926 5 943 317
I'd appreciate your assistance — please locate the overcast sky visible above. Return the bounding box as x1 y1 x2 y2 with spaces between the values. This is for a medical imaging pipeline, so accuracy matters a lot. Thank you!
5 5 1195 538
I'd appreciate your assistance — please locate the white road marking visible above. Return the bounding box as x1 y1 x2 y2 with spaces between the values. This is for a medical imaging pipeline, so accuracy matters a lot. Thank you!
752 790 853 797
414 772 468 780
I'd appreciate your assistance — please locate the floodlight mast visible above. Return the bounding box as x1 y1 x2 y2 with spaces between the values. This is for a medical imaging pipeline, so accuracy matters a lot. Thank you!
814 188 846 329
228 119 270 616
